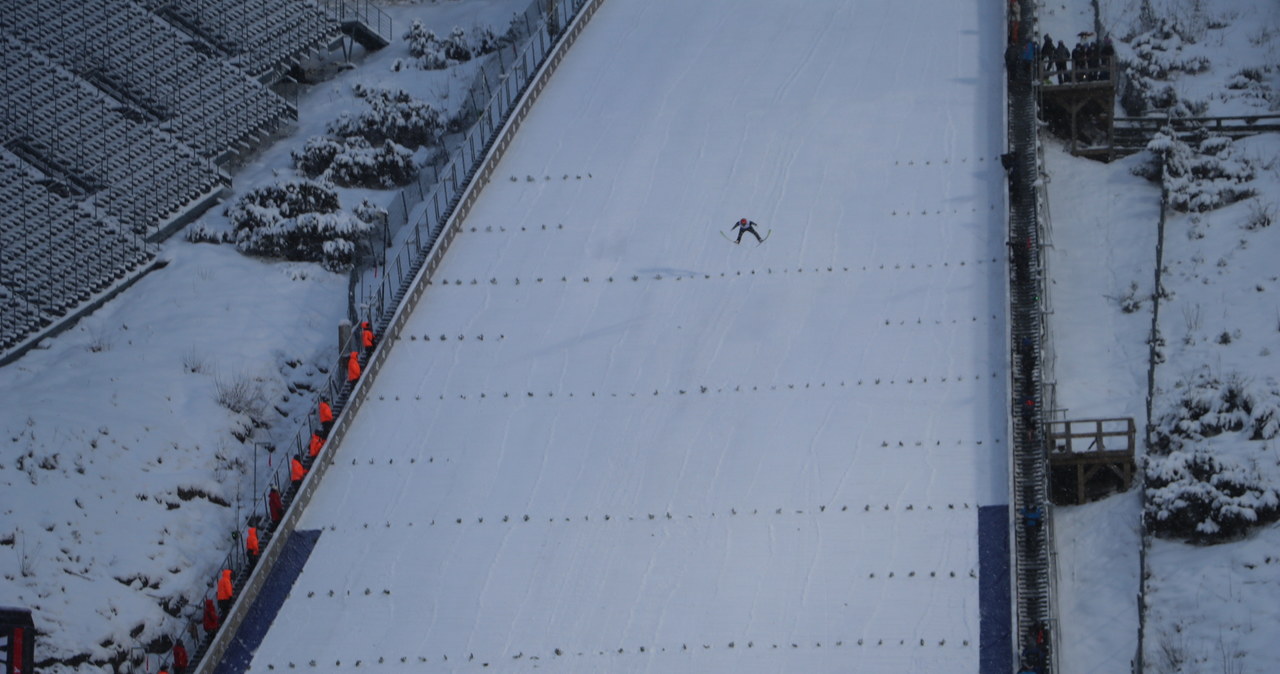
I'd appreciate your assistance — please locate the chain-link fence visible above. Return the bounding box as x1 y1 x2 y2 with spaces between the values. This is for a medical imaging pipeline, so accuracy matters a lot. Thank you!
120 1 605 672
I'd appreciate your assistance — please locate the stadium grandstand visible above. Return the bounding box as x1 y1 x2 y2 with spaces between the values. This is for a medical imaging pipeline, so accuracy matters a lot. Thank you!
0 0 391 363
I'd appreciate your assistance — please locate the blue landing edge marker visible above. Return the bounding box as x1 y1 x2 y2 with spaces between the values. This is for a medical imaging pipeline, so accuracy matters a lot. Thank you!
978 505 1012 674
214 529 322 674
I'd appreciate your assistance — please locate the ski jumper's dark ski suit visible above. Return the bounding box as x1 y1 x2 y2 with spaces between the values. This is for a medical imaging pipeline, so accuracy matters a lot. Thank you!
731 218 762 244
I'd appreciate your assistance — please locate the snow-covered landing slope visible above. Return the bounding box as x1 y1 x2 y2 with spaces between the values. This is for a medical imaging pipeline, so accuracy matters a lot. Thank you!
248 0 1008 671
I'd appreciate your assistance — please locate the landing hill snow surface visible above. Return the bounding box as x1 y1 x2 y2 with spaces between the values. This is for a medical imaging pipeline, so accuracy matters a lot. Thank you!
248 1 1010 673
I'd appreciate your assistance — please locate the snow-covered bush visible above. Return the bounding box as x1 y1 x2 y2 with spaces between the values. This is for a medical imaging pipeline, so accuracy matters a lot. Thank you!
1221 66 1277 109
293 136 417 188
1126 18 1210 79
1245 199 1274 230
185 221 231 244
1146 369 1280 542
225 180 373 272
1136 128 1256 212
330 86 444 149
1119 17 1211 116
1145 449 1279 543
402 20 504 70
353 199 388 229
1154 371 1279 448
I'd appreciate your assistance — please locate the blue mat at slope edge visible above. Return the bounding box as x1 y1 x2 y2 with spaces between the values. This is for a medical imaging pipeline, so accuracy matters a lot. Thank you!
978 505 1012 674
214 529 322 674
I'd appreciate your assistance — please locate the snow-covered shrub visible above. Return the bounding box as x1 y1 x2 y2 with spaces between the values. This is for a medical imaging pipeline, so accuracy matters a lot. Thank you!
1146 370 1280 541
215 372 268 425
1226 67 1267 90
1107 280 1146 314
1127 18 1210 79
353 199 388 229
1166 374 1245 440
293 136 417 188
225 180 341 229
1244 199 1274 230
1145 449 1279 543
225 180 372 272
185 221 231 244
402 20 504 70
1136 128 1256 212
331 86 443 149
1152 370 1280 449
1119 17 1211 116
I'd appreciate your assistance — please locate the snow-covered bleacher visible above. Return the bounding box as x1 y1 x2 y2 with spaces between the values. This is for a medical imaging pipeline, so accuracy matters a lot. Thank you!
0 35 223 234
140 0 340 81
0 0 357 362
1 0 296 159
0 149 154 352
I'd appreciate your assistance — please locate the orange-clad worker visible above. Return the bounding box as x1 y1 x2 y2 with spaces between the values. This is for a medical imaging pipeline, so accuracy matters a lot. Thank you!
318 400 334 434
202 598 219 632
308 433 324 458
290 454 306 488
347 351 361 382
216 568 234 616
246 526 260 562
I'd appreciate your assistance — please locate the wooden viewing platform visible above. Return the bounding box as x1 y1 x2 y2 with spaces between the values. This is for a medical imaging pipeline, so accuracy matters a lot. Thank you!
1036 59 1280 159
1045 417 1136 505
1036 61 1117 159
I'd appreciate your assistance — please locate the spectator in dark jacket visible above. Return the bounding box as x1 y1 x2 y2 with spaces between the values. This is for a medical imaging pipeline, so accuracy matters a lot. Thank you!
1086 40 1101 80
1099 37 1115 80
1055 40 1070 83
1040 34 1055 79
1005 41 1020 79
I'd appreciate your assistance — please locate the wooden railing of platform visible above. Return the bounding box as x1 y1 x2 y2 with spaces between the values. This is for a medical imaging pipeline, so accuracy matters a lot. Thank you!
1113 113 1280 154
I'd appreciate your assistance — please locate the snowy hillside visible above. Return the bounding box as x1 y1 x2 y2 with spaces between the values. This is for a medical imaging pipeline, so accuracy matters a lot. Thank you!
245 0 1010 672
1039 0 1280 671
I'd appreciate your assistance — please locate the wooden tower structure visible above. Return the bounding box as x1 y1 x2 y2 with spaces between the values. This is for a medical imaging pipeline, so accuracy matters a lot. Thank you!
1045 417 1136 505
1037 58 1116 159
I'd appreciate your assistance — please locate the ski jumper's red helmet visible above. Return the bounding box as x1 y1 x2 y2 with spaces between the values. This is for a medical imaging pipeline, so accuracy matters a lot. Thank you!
740 218 747 225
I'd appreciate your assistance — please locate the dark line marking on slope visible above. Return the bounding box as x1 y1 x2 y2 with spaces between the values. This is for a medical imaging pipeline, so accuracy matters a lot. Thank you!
336 438 1000 473
507 172 596 183
462 222 567 234
893 155 1001 167
368 372 1003 402
317 500 983 532
890 204 1000 216
422 258 1004 289
389 316 1002 344
259 630 974 670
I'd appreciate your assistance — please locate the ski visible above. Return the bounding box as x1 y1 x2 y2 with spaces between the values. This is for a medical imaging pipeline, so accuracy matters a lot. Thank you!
721 228 770 245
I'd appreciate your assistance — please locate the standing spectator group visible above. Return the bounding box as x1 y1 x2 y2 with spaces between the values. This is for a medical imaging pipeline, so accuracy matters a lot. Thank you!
1038 32 1115 84
1005 0 1116 89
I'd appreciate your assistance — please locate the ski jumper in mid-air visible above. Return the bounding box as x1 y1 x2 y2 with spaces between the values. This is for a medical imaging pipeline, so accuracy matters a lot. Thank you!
730 218 762 244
